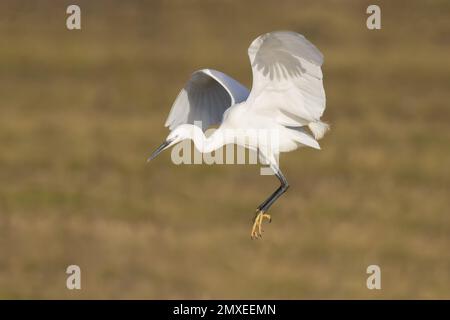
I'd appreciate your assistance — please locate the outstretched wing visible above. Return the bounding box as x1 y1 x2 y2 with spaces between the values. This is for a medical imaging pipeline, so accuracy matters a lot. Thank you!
247 31 325 126
165 69 249 131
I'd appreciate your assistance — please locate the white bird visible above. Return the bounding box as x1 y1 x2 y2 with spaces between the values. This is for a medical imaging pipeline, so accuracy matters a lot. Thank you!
148 31 329 238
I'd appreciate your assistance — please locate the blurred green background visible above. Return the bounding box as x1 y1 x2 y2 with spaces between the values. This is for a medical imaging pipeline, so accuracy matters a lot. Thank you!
0 0 449 299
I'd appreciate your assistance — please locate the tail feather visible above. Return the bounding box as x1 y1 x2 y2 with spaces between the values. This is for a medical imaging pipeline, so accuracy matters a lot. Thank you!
308 121 330 140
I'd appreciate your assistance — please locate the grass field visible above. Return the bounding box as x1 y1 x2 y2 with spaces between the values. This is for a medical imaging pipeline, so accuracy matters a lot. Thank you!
0 0 449 299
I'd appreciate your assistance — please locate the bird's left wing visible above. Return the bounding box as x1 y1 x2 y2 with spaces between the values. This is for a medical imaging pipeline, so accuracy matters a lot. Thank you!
247 31 326 126
165 69 249 131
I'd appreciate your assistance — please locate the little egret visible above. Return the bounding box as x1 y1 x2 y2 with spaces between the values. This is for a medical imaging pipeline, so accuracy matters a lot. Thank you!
148 31 329 238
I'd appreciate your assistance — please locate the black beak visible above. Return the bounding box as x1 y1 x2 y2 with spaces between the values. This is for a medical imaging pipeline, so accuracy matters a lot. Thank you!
147 139 173 162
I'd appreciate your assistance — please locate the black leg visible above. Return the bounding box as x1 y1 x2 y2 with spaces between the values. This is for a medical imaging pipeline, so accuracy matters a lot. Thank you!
257 185 282 211
257 165 289 213
251 162 288 238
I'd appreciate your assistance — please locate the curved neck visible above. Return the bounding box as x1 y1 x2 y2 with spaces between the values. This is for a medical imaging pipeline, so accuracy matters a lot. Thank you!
190 127 226 153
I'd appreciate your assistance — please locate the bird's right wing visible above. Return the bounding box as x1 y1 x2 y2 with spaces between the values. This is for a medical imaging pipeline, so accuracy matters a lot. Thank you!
165 69 249 131
247 31 326 126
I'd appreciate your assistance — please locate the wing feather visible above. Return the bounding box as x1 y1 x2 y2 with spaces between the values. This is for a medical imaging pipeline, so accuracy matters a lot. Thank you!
165 69 249 131
247 31 326 125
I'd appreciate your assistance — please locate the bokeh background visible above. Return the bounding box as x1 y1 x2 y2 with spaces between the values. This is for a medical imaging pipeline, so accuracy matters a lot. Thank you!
0 0 449 299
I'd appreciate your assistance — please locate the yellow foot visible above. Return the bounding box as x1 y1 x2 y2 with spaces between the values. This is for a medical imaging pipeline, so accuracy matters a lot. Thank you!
251 210 272 239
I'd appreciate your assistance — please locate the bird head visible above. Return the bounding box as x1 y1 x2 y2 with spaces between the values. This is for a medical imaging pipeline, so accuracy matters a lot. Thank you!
147 124 197 162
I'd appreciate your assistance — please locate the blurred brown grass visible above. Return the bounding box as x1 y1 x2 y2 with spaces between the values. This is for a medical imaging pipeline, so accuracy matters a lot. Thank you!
0 0 449 299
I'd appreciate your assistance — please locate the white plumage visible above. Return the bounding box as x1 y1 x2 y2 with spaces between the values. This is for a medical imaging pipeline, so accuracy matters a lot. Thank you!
149 31 329 239
165 69 249 131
